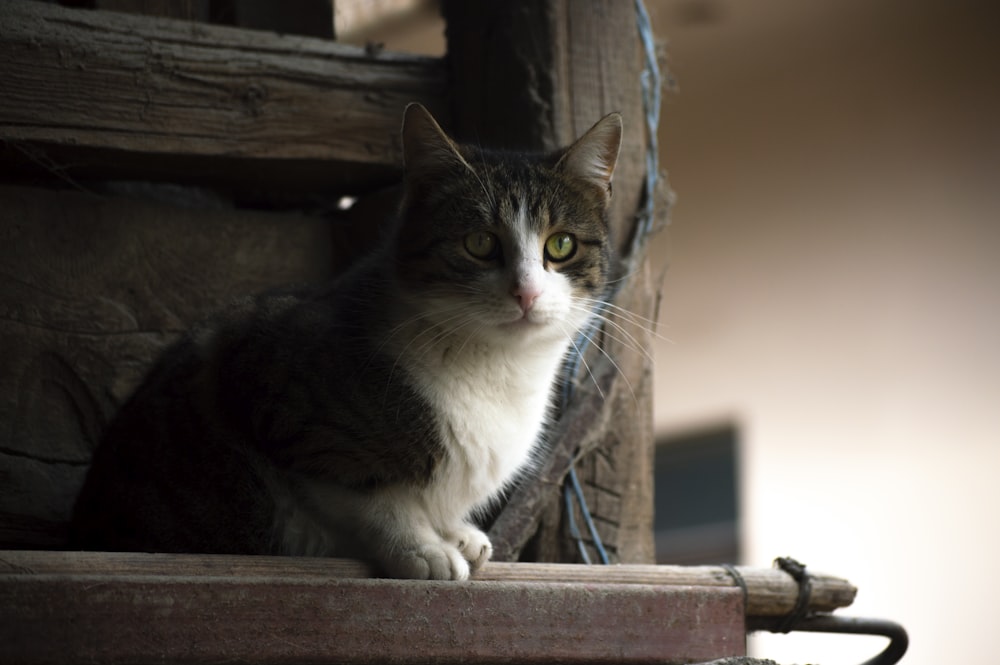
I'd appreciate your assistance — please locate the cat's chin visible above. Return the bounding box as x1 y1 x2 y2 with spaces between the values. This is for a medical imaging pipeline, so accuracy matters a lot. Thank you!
495 308 550 328
500 318 542 334
501 313 538 327
491 315 567 344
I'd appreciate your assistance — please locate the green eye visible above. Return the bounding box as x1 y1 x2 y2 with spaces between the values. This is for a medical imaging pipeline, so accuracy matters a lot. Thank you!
464 231 499 260
545 232 576 262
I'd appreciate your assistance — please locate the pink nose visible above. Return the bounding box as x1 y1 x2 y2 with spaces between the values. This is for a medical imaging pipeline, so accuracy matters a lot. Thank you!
512 283 543 313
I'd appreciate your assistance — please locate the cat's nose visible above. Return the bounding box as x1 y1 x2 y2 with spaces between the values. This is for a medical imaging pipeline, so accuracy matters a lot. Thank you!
512 282 543 313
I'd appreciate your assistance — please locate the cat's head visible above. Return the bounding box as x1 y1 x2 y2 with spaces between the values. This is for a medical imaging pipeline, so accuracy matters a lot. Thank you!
393 103 621 347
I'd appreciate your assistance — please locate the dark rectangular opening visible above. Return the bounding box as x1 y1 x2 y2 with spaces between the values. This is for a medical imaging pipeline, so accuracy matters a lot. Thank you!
654 425 740 564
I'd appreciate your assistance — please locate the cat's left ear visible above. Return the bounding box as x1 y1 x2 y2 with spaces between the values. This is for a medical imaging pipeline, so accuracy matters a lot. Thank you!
556 112 623 201
401 103 475 185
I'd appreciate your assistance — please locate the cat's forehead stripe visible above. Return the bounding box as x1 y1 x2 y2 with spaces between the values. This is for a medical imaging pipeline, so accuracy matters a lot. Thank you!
509 202 535 257
500 195 547 236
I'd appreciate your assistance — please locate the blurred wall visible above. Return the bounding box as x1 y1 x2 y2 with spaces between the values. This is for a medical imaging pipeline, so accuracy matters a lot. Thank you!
647 0 999 663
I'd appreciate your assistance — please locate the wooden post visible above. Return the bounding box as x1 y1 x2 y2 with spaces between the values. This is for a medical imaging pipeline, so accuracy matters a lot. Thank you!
444 1 660 564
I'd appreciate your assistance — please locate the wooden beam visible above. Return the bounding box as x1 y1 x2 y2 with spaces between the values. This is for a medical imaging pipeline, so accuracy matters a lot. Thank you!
0 551 859 618
0 552 746 664
0 1 446 197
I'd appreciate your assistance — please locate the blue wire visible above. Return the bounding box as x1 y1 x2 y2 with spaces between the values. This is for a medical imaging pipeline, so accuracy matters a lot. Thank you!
634 0 662 248
570 466 610 564
564 471 592 564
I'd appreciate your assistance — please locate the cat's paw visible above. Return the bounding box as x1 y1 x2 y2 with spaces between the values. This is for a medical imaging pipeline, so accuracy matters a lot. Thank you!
453 525 493 573
384 542 471 581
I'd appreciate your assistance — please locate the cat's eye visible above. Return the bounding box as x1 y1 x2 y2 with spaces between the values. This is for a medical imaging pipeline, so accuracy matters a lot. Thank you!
464 231 499 260
545 233 577 262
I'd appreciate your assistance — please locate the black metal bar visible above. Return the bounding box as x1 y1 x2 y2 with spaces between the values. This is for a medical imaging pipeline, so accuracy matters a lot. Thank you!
749 615 909 665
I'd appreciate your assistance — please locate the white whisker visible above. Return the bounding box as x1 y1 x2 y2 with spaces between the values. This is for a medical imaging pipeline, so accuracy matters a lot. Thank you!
575 325 638 407
601 269 643 288
578 296 663 329
576 298 674 345
560 323 605 401
573 308 656 365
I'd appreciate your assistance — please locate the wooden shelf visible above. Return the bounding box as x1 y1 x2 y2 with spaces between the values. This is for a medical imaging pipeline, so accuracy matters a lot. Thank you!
0 550 859 664
0 551 753 665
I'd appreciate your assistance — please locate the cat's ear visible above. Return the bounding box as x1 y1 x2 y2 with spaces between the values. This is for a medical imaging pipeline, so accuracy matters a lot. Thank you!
556 112 623 201
401 103 475 184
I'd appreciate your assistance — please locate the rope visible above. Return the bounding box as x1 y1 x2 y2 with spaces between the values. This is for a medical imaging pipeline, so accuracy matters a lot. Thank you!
559 0 662 565
721 563 750 610
773 556 814 633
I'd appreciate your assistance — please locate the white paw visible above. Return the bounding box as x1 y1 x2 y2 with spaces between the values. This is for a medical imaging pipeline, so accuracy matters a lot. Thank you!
453 525 493 573
383 542 471 581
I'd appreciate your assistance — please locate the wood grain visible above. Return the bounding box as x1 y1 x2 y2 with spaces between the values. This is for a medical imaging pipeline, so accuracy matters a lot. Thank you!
0 572 745 664
0 0 446 197
0 550 858 618
0 184 335 547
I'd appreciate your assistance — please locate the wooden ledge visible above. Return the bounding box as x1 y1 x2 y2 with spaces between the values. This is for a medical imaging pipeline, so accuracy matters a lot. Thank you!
0 550 858 664
1 551 748 665
0 550 858 617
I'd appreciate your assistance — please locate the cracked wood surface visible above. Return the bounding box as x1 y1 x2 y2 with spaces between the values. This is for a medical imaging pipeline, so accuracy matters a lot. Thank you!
0 0 446 197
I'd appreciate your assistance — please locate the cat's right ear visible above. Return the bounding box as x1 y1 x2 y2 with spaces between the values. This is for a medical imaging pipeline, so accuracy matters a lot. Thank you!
401 103 474 186
555 112 623 203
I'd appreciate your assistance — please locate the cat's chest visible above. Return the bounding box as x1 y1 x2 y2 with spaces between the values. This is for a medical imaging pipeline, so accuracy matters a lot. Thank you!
407 341 564 494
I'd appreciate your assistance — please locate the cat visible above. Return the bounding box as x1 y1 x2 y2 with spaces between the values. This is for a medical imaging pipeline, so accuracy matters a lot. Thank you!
70 103 622 580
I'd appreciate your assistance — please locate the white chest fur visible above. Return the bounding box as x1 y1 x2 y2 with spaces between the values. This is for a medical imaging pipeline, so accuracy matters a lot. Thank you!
403 334 568 520
276 327 571 559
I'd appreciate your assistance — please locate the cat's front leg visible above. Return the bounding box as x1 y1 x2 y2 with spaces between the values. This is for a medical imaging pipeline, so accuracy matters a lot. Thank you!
379 518 492 579
357 492 473 580
379 533 472 581
446 522 493 573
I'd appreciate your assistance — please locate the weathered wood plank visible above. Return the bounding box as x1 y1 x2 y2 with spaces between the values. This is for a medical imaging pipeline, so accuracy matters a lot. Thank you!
0 184 336 548
0 0 446 196
0 551 859 618
0 561 746 664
